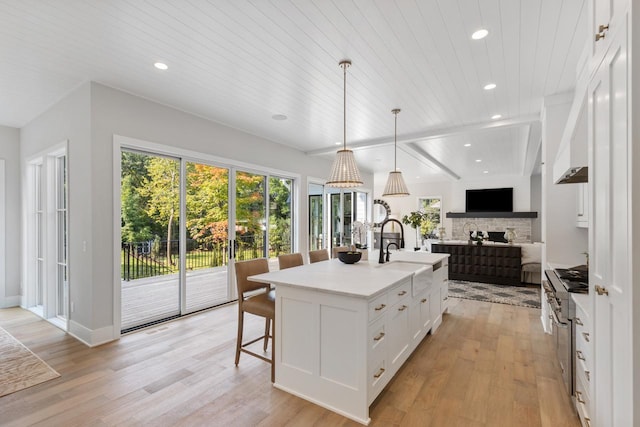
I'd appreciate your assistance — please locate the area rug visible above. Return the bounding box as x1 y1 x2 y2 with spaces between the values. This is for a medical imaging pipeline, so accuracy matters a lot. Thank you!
0 326 60 397
448 280 541 309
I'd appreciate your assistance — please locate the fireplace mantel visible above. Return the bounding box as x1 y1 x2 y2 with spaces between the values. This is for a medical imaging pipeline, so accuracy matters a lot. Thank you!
446 212 538 219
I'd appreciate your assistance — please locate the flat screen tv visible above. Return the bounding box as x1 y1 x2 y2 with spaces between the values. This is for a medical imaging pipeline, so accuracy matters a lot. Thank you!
466 187 513 212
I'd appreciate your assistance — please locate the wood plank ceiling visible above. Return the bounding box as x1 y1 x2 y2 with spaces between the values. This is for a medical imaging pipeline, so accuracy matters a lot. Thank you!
0 0 586 183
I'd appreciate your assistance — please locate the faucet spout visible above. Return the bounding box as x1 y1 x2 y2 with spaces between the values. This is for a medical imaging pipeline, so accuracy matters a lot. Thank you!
385 242 400 262
378 218 405 264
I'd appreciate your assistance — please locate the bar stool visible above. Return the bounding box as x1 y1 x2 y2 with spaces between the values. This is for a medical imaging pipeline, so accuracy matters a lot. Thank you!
308 249 329 263
234 258 275 382
278 253 303 270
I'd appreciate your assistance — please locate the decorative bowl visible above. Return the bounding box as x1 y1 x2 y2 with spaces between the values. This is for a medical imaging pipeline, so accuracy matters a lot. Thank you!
337 251 362 264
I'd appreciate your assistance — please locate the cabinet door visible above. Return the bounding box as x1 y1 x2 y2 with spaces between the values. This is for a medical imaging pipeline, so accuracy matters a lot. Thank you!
409 291 431 350
387 299 410 374
576 183 589 228
430 285 442 333
589 15 632 426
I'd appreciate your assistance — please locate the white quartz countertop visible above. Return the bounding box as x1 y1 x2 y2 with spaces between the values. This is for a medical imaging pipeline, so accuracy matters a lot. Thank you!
250 257 436 298
371 250 449 265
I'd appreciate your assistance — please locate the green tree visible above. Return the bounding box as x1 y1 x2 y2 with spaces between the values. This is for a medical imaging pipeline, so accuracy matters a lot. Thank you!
269 177 292 255
138 157 180 267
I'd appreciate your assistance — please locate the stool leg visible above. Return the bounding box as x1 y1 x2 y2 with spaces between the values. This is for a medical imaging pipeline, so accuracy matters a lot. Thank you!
264 318 270 351
235 310 244 366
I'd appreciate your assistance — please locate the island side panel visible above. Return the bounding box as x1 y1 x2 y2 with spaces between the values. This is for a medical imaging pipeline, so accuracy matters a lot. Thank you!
275 283 371 425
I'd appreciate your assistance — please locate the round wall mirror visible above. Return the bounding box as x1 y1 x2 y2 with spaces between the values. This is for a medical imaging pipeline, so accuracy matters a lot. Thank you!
373 199 390 227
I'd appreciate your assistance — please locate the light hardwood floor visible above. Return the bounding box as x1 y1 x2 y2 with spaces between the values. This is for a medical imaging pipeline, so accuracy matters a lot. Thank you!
0 298 580 426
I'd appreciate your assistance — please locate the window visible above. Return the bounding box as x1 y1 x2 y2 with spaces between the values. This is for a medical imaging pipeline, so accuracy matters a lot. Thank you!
417 197 442 239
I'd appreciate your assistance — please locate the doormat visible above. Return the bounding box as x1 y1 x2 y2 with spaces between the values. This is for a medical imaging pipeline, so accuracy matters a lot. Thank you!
0 326 60 397
448 280 541 309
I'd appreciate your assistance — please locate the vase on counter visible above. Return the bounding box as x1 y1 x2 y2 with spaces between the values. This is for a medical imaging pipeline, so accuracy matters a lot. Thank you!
504 227 516 245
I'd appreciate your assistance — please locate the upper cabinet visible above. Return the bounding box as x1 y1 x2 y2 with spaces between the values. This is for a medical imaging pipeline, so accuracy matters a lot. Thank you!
590 0 627 68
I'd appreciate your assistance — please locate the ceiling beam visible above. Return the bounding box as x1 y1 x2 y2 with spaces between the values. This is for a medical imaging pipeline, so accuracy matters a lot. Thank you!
402 143 461 181
306 114 541 156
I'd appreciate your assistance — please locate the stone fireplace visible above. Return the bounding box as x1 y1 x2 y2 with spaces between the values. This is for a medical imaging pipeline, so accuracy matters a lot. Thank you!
450 217 533 243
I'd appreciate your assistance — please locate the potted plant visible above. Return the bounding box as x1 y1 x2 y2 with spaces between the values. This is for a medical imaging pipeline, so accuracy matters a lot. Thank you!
402 211 428 251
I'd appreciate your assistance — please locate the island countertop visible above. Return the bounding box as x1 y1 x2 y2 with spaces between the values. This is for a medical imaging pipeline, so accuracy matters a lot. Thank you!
249 251 449 299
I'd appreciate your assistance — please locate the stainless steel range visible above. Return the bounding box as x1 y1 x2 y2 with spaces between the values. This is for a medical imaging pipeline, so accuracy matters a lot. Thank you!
543 266 588 396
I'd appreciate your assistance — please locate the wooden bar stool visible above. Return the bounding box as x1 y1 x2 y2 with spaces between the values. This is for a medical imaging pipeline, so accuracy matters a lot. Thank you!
234 258 275 382
308 249 329 263
278 253 303 270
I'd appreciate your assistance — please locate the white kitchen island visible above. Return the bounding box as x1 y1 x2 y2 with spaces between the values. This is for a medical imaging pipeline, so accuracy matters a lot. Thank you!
250 252 449 424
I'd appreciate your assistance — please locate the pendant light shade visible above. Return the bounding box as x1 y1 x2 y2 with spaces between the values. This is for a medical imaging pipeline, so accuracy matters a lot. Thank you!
326 60 363 188
382 109 410 197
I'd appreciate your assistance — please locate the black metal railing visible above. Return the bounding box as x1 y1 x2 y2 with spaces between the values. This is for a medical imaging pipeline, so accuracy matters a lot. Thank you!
121 234 270 281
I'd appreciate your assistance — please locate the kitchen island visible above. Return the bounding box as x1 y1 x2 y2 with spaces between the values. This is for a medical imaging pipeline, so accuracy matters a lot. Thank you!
250 252 449 424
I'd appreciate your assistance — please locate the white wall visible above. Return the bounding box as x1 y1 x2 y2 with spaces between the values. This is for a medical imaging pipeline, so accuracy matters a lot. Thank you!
0 125 21 307
530 174 542 242
18 82 373 344
540 93 588 269
373 174 535 250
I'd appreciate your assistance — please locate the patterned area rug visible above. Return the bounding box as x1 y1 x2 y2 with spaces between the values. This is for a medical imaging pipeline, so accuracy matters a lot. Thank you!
448 280 541 309
0 326 60 397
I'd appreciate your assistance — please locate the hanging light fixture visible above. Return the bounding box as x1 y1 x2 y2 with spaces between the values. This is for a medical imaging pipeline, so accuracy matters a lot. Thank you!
326 60 363 188
382 109 410 196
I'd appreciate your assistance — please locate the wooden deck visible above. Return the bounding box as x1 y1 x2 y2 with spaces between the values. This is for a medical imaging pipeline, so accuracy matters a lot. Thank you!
121 258 280 330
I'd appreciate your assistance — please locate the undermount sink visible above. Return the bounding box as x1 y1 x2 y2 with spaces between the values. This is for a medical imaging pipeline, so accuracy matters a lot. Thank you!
376 260 426 272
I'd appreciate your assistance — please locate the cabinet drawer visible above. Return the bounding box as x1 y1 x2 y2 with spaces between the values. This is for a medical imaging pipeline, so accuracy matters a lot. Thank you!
388 280 411 307
367 316 386 357
368 293 388 322
367 356 388 403
574 372 592 427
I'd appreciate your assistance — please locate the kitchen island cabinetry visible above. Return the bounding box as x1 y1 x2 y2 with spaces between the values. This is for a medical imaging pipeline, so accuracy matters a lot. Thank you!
250 253 449 424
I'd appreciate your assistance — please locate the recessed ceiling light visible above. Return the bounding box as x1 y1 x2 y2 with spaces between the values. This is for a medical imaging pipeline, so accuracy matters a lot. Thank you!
471 29 489 40
484 83 496 90
491 114 502 120
154 62 168 70
271 114 287 120
483 170 489 174
476 159 482 163
464 143 471 147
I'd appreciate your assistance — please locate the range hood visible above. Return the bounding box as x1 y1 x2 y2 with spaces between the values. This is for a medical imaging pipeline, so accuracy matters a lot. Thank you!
553 89 588 184
553 45 588 185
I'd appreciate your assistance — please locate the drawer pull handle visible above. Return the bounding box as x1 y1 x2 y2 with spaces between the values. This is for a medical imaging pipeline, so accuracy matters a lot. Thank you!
421 298 427 303
443 297 448 301
595 32 606 41
585 370 590 381
599 24 609 32
375 304 386 311
576 391 585 404
398 305 407 312
373 368 385 379
582 332 590 342
577 350 585 361
575 317 583 326
373 332 385 341
398 290 407 296
595 285 609 296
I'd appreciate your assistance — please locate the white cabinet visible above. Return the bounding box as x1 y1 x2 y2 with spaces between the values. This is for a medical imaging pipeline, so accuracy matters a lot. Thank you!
589 0 627 68
573 294 592 427
576 183 589 228
430 259 448 332
588 7 633 425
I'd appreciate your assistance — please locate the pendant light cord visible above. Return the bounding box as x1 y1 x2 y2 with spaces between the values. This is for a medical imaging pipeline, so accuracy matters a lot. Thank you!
392 109 401 171
342 62 347 150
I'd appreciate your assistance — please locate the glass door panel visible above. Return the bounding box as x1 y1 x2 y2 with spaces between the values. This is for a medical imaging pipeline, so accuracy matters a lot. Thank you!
121 151 181 331
308 183 324 250
235 171 267 263
184 162 231 312
268 176 293 258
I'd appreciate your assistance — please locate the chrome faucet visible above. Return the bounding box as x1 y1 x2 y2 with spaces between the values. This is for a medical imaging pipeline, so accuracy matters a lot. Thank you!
378 218 405 264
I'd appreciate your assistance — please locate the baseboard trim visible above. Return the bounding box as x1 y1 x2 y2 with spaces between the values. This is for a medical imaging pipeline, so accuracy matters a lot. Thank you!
68 320 116 347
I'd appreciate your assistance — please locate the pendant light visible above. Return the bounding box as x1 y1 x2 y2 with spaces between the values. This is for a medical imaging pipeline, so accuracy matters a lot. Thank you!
382 109 410 196
326 60 363 188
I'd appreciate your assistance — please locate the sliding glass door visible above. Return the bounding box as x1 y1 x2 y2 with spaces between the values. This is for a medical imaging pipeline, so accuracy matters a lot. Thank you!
184 162 231 312
120 152 181 330
120 148 295 330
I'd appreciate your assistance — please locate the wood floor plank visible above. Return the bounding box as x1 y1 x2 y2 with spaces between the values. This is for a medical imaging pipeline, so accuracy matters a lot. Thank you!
0 298 579 426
